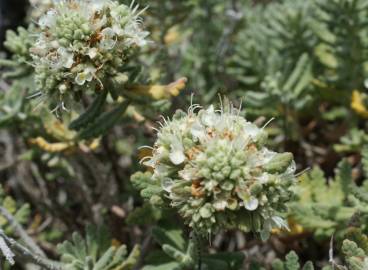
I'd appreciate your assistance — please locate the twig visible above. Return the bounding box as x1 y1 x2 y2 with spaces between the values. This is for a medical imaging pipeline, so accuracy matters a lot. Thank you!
30 164 53 209
133 228 152 270
0 230 62 270
0 206 45 257
216 0 243 58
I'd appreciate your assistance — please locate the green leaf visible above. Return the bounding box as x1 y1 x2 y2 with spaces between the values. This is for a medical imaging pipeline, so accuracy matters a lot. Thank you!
69 91 108 131
336 159 352 200
77 100 130 140
142 262 181 270
152 227 186 252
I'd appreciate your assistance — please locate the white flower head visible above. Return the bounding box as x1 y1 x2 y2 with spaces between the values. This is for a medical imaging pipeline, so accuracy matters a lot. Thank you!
162 178 175 193
87 48 98 59
57 47 74 68
169 138 185 165
75 66 96 86
244 122 261 140
190 120 206 140
137 101 296 236
179 167 198 181
30 0 150 109
90 0 111 10
244 197 259 211
213 200 227 211
99 28 117 50
127 30 150 47
38 9 57 29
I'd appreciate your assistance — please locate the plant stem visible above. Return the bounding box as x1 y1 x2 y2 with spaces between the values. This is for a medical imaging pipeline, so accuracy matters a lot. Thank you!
0 230 63 270
0 206 45 257
192 231 202 270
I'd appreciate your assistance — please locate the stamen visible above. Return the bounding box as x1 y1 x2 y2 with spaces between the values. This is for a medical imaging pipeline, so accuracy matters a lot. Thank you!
27 91 43 99
262 117 275 129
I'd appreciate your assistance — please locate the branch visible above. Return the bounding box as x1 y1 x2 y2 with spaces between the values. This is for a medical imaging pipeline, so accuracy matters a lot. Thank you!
0 206 45 257
0 230 63 270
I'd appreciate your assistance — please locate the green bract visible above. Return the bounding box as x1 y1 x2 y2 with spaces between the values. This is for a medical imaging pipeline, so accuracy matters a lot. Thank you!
141 102 296 237
31 0 149 112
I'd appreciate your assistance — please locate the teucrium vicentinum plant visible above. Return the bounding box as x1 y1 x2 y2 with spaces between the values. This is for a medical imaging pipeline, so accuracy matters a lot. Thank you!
30 0 149 112
133 100 297 238
3 0 368 269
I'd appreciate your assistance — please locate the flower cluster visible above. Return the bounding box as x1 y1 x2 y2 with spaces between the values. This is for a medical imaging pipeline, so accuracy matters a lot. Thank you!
0 26 36 78
27 0 54 22
141 102 297 236
30 0 149 111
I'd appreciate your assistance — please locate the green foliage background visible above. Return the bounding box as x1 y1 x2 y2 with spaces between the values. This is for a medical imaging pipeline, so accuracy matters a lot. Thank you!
0 0 368 269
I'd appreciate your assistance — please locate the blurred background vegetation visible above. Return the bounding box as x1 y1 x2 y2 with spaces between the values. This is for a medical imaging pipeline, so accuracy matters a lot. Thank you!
1 0 368 269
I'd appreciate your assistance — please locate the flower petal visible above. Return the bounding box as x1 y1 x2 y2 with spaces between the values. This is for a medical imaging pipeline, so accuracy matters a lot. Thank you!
244 197 259 211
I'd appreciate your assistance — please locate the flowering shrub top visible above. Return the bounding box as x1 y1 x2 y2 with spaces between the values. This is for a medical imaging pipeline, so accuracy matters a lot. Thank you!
30 0 149 112
141 102 296 236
